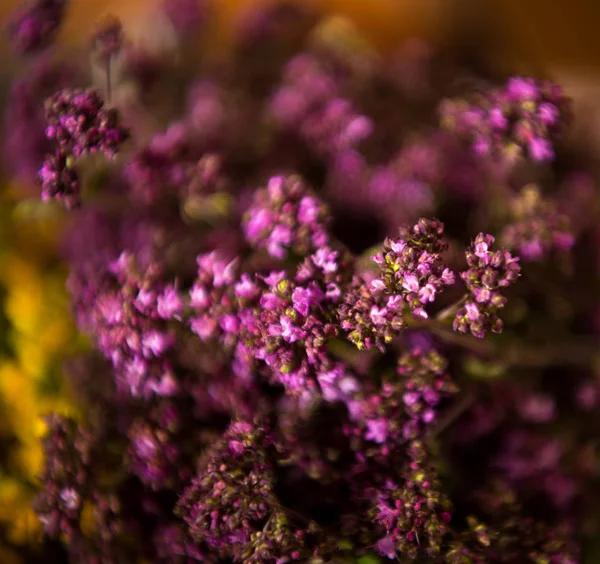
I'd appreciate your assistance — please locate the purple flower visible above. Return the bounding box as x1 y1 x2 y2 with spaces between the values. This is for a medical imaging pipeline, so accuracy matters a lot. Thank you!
243 175 331 259
176 421 321 561
187 251 244 347
38 149 80 208
297 195 321 223
373 218 455 319
369 305 389 326
234 274 260 300
5 0 68 55
142 330 173 358
528 137 554 162
157 285 184 320
506 77 538 101
317 365 359 403
338 274 406 352
3 55 78 184
91 15 124 63
538 102 560 125
44 87 128 158
291 286 314 316
501 186 575 261
128 401 193 490
575 381 598 411
270 54 371 157
270 315 305 343
365 418 388 444
454 233 520 338
369 442 453 560
32 415 92 541
162 0 209 39
80 252 183 397
518 394 556 423
440 76 569 165
375 535 397 559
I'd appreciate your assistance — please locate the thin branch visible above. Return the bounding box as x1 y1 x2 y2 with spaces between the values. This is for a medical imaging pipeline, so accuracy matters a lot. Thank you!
431 392 476 438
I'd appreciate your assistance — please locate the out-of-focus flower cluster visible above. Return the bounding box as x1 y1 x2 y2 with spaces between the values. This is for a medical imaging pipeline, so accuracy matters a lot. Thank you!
2 0 600 563
440 77 570 165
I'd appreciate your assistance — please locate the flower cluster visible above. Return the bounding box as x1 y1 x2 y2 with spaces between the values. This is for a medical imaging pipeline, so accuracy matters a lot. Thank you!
38 150 80 209
3 55 78 185
373 218 455 318
39 88 128 208
5 0 68 55
186 244 354 399
127 399 193 490
396 348 458 436
243 175 331 259
338 272 407 352
338 219 454 352
44 88 128 158
501 185 575 261
454 233 521 338
270 54 373 157
177 420 276 554
162 0 209 39
87 252 182 397
32 415 90 542
187 250 244 345
440 76 570 165
244 246 352 396
91 15 124 63
124 124 195 205
369 442 453 560
176 420 325 562
326 133 481 230
345 349 457 452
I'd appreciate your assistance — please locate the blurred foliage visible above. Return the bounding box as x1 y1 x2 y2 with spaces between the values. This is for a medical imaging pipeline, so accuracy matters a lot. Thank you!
0 183 85 560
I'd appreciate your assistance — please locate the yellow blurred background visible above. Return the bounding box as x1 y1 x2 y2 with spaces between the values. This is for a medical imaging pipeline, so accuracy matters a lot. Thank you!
0 196 83 556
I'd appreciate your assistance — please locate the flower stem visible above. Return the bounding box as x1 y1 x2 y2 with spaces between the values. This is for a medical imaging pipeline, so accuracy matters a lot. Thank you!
432 391 476 437
411 316 597 368
106 58 112 104
435 295 467 323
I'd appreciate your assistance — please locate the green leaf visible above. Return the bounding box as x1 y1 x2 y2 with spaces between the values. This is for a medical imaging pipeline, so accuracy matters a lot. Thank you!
12 199 63 222
356 555 381 564
463 356 506 380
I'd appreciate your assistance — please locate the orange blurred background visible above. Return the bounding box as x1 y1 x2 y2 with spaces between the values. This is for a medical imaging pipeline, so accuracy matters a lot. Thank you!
2 0 600 141
0 0 599 72
0 0 450 53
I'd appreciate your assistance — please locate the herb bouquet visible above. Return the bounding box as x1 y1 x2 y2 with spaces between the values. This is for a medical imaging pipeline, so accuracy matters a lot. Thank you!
3 0 600 562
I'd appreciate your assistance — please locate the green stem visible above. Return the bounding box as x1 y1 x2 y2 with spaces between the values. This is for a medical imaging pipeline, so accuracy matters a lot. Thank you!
410 316 597 368
432 391 476 437
106 57 112 104
435 295 467 323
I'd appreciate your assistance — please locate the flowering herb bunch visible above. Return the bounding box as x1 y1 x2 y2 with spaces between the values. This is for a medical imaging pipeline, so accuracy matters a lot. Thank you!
3 0 600 562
